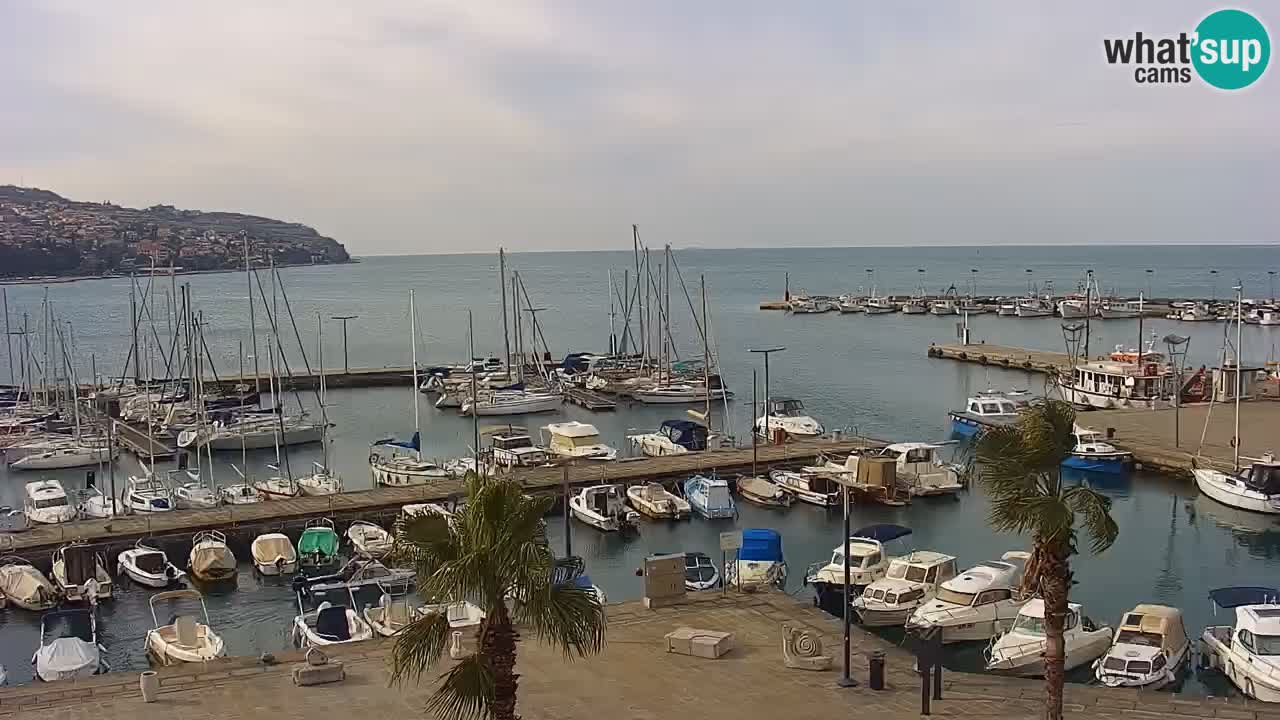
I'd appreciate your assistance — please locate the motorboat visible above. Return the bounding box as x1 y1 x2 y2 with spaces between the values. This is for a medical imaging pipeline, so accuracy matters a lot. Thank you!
543 421 618 461
1099 299 1145 319
251 533 299 575
1058 298 1097 318
23 479 78 525
1063 426 1133 474
1015 296 1055 317
985 599 1112 677
570 485 639 532
901 297 929 314
1093 604 1189 689
1057 359 1173 410
905 552 1031 643
625 482 690 520
996 299 1019 316
333 557 417 594
947 391 1023 438
253 473 300 500
122 474 176 513
1177 302 1218 322
9 441 113 471
835 295 865 313
32 609 103 681
419 600 487 631
790 297 822 313
51 544 113 603
1247 309 1280 326
78 484 122 519
958 298 989 314
683 475 735 519
627 419 708 457
347 521 394 559
297 463 343 496
144 589 227 666
1194 453 1280 515
852 551 957 627
929 299 958 316
683 552 720 591
292 577 374 648
755 397 823 440
116 541 183 588
0 556 60 610
489 433 549 469
874 443 964 497
865 292 897 314
1200 586 1280 702
461 390 562 416
723 528 787 591
769 469 840 507
362 585 418 637
735 475 793 507
298 519 341 569
188 530 237 583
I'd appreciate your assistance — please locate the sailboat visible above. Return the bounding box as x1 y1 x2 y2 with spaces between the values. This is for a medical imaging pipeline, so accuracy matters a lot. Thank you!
297 316 342 496
371 291 448 487
10 327 111 471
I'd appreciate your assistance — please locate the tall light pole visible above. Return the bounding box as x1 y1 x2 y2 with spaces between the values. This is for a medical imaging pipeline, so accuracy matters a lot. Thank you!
1209 269 1219 301
1269 270 1276 303
1164 334 1190 447
1145 269 1154 299
330 315 357 374
749 347 785 442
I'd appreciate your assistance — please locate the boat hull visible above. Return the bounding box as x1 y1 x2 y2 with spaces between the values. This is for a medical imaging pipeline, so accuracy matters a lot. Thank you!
854 605 914 627
1062 453 1131 474
1195 469 1280 515
11 446 113 470
810 580 867 617
464 396 562 415
206 426 322 451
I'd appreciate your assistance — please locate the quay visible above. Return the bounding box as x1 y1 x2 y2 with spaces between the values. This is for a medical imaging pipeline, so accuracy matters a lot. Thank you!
563 386 617 411
2 591 1269 720
1091 402 1280 474
0 437 881 558
927 342 1072 375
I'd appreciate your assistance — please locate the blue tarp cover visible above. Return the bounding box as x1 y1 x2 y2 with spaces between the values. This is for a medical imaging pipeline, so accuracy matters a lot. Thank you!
738 528 783 561
851 524 913 544
1208 586 1280 608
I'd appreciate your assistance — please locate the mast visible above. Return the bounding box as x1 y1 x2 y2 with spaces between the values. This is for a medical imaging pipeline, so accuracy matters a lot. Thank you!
664 245 671 382
244 234 260 392
409 290 421 461
608 269 616 356
1136 291 1144 363
1084 270 1094 358
130 276 140 386
318 313 328 471
2 287 11 386
633 225 644 365
702 274 711 423
1234 284 1243 471
499 247 511 380
468 310 479 472
512 273 523 383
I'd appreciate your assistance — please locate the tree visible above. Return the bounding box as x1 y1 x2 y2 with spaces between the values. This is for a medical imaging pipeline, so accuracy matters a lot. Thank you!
391 474 607 720
976 400 1118 720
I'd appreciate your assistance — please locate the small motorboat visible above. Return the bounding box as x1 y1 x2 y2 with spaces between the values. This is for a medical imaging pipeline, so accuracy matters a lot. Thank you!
251 533 299 575
298 519 341 569
1093 604 1190 689
347 521 394 559
625 482 690 520
51 544 113 603
144 589 227 666
683 552 720 591
905 552 1031 643
770 469 840 507
0 556 61 611
723 528 787 591
627 419 709 457
985 599 1112 677
735 475 793 507
853 551 957 627
806 524 912 616
1200 586 1280 702
419 600 486 630
684 475 736 519
22 479 78 526
570 485 639 533
33 608 103 681
1062 427 1133 475
292 577 374 648
116 541 184 588
121 474 176 513
362 584 418 637
188 530 237 583
755 397 824 440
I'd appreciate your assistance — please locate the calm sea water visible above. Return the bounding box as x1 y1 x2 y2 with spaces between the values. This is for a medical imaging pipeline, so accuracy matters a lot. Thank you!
1 245 1279 689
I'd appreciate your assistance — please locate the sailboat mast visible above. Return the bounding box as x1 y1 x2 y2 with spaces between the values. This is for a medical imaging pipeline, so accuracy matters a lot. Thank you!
2 287 11 386
1234 284 1243 471
409 290 421 461
633 225 643 365
499 247 511 380
318 313 328 471
1136 291 1144 364
244 235 260 392
130 277 140 386
608 269 616 356
702 274 711 422
664 245 671 382
468 310 479 472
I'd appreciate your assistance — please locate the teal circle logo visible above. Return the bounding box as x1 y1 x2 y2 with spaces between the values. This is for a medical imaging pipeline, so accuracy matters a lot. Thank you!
1193 9 1270 89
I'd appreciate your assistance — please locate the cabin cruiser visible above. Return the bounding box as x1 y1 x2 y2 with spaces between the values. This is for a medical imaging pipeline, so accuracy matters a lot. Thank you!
865 292 897 314
122 474 176 513
985 599 1112 677
947 391 1023 438
735 475 792 507
116 541 183 588
298 519 341 569
0 556 60 610
292 576 375 648
347 521 394 559
51 544 113 603
542 422 618 461
929 298 959 316
874 443 963 497
1247 308 1280 326
853 551 957 627
461 390 562 416
1057 359 1173 410
1093 604 1189 689
489 432 549 469
684 475 735 519
626 482 690 520
1063 426 1133 474
33 609 103 681
1200 586 1280 702
1194 453 1280 515
188 530 237 583
684 552 721 591
806 525 912 615
769 469 840 507
905 552 1030 643
144 590 227 665
756 397 823 440
627 420 708 457
570 485 639 532
724 529 787 591
251 533 299 575
23 479 78 525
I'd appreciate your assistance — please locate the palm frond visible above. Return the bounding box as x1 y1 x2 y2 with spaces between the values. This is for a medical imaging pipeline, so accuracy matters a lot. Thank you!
515 582 607 658
390 611 454 684
423 653 495 720
1062 485 1120 553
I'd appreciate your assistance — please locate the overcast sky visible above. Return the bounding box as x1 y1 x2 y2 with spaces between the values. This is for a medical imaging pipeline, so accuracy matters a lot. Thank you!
1 2 1276 254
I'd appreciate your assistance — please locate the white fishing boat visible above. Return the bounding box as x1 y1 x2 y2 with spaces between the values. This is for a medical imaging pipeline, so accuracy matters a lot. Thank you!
144 589 227 666
996 299 1019 316
1178 302 1218 322
122 474 177 513
1058 298 1097 318
985 599 1113 677
900 288 929 314
769 469 840 507
625 483 690 520
835 295 865 313
0 556 60 611
188 530 237 583
33 609 103 681
683 475 735 519
292 577 374 648
543 421 617 461
627 420 708 457
905 552 1031 643
1093 604 1189 689
790 297 822 313
875 443 964 497
251 533 299 575
461 390 562 416
1015 296 1055 317
864 293 897 314
852 551 957 627
51 544 113 603
1194 454 1280 516
116 541 183 588
347 521 394 559
489 432 549 469
1057 359 1173 410
570 485 639 532
1200 586 1280 702
23 479 78 525
755 397 824 439
929 298 958 316
1099 299 1145 319
723 528 787 591
9 442 113 471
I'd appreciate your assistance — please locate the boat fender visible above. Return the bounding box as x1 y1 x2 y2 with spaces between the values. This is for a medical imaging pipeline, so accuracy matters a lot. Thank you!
958 352 967 360
368 452 378 466
165 566 178 578
978 355 988 365
1000 358 1011 367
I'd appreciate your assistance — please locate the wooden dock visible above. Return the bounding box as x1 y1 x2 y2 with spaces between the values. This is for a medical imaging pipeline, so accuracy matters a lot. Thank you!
927 342 1072 375
564 387 617 411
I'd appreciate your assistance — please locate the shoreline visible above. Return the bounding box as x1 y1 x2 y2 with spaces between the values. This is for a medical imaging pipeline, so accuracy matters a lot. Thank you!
0 258 359 287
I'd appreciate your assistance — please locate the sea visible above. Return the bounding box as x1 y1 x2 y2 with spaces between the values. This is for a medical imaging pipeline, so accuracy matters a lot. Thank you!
1 244 1278 690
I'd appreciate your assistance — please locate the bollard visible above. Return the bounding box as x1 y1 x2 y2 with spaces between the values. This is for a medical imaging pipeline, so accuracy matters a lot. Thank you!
933 662 943 700
919 662 931 715
869 650 885 690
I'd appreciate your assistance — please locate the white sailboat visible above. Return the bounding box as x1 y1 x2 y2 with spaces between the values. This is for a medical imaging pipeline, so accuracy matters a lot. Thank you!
298 317 342 496
372 291 447 487
461 389 562 416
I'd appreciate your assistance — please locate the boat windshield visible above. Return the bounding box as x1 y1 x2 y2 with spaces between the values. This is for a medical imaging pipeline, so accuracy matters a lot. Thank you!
886 562 908 580
33 497 68 509
1116 630 1162 647
1257 634 1280 656
1012 614 1046 636
904 565 928 582
935 588 976 606
830 551 844 567
564 436 601 448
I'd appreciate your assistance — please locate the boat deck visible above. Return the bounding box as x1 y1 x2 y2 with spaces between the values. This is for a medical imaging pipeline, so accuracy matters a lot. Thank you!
563 387 617 411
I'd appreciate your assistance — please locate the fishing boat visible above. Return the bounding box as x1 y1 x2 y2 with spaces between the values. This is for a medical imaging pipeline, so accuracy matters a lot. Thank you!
542 421 618 461
23 479 78 525
1093 604 1189 689
51 544 113 603
874 443 964 497
461 390 562 416
1194 454 1280 515
985 600 1112 677
723 528 787 591
347 521 394 559
769 469 840 507
291 577 374 648
488 432 549 469
627 419 708 457
251 533 299 575
1099 299 1145 319
298 519 341 569
1200 586 1280 702
1177 302 1218 322
947 391 1023 438
0 556 60 611
1015 296 1055 317
864 292 897 315
1247 309 1280 326
144 589 227 666
683 475 735 519
116 541 183 588
1063 426 1133 474
188 530 237 583
683 552 720 591
852 551 957 627
1057 359 1173 410
905 552 1031 643
735 475 793 507
33 609 103 681
570 485 639 532
790 297 822 313
929 298 958 316
755 397 824 439
1058 297 1097 318
122 474 176 513
625 482 690 520
835 295 865 313
996 299 1019 316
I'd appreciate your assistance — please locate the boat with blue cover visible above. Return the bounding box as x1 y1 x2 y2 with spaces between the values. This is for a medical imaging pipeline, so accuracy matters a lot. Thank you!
806 524 912 616
724 529 787 590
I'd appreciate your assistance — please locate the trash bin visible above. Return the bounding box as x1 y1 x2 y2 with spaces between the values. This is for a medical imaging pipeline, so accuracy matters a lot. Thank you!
869 650 885 690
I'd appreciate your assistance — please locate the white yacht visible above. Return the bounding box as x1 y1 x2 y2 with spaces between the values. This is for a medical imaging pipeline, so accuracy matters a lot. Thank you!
569 485 639 532
755 397 824 440
627 419 708 457
23 479 78 525
852 551 957 627
461 390 562 416
172 470 221 509
116 541 183 588
905 552 1030 643
78 485 121 519
1093 604 1190 689
1201 586 1280 702
188 415 323 451
985 599 1112 677
875 443 963 497
144 589 227 666
769 469 840 507
297 463 343 496
1194 454 1280 516
251 533 299 575
543 421 618 461
253 473 300 500
806 524 911 615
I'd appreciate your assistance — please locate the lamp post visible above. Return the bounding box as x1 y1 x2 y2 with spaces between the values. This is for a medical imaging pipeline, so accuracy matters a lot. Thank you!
1145 269 1154 299
330 315 358 374
1270 270 1276 303
748 347 785 442
1164 334 1190 447
1209 269 1219 301
836 476 857 688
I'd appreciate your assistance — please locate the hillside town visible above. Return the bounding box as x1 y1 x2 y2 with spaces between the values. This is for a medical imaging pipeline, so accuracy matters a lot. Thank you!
0 185 351 278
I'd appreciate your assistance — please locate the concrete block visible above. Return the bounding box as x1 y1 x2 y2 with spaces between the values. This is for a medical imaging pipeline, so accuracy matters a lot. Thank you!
291 660 346 686
665 627 735 659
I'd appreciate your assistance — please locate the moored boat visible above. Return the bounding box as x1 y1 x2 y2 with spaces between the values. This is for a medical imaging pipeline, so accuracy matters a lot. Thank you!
570 485 639 532
905 552 1030 643
0 556 60 611
51 544 113 603
251 533 299 575
852 551 957 627
33 609 103 681
735 475 793 507
1093 604 1189 689
347 521 394 559
116 541 184 588
1199 586 1280 702
188 530 237 583
144 589 227 666
985 599 1112 677
625 482 690 520
683 475 735 519
723 528 787 591
806 524 911 616
1194 453 1280 516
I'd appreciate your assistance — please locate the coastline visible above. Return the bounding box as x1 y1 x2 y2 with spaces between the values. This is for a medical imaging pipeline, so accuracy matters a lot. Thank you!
0 258 360 286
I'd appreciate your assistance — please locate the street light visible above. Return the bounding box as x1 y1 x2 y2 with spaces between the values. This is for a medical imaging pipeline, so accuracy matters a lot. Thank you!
1163 334 1190 447
1269 270 1276 302
1209 269 1219 301
330 315 358 374
1145 269 1154 299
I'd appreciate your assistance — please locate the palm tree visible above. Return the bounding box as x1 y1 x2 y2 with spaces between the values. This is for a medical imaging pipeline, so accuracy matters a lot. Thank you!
390 474 607 720
976 400 1118 720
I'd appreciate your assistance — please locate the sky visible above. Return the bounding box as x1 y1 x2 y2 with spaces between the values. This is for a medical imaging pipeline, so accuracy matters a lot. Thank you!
0 1 1276 254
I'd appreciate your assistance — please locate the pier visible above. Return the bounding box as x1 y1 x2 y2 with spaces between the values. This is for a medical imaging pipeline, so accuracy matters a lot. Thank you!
1091 402 1280 474
927 342 1072 374
563 387 617 411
